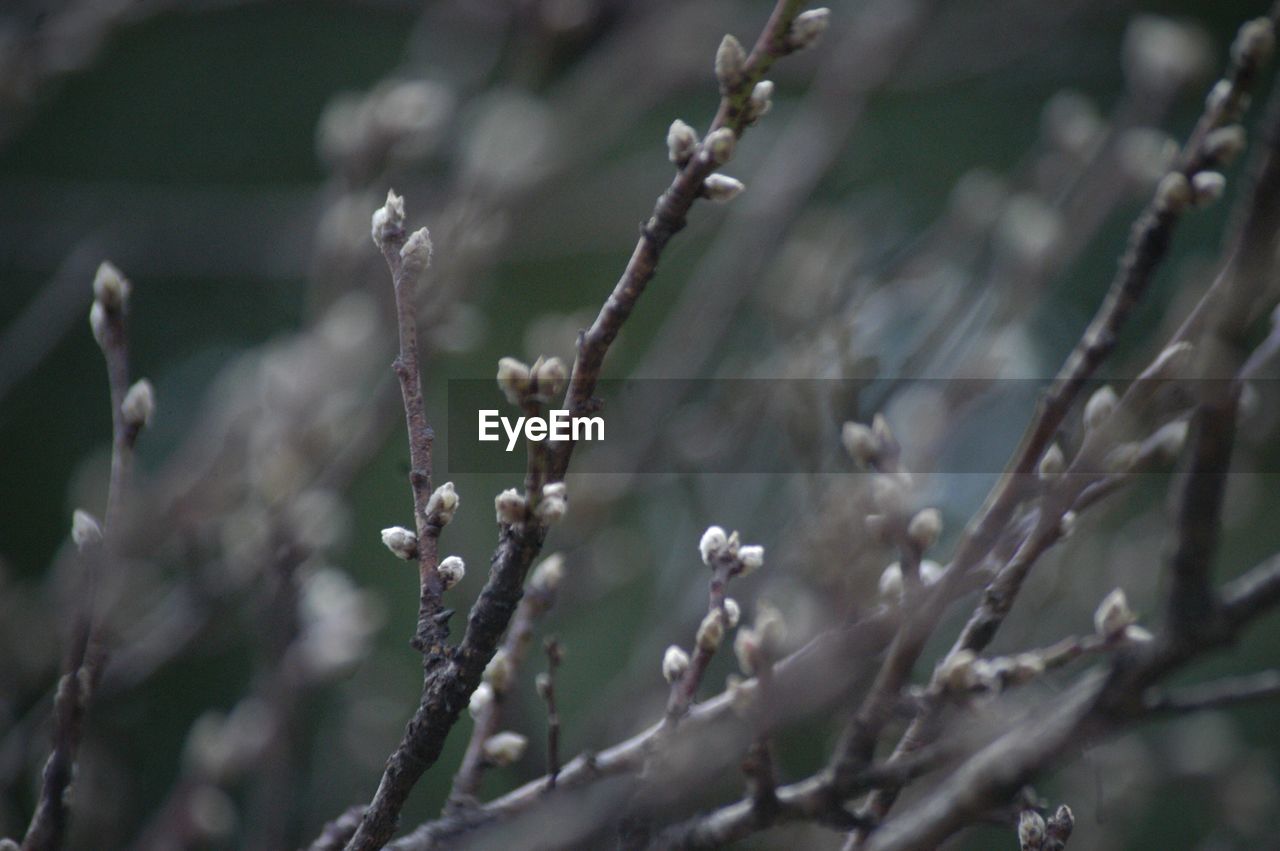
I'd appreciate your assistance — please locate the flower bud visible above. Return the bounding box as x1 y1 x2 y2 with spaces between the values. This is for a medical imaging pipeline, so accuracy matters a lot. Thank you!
531 553 565 592
72 509 103 549
1047 804 1075 845
1191 170 1226 206
1155 172 1192 214
536 493 567 525
705 127 736 165
755 602 786 651
399 226 433 276
871 474 906 516
1232 18 1275 68
1083 385 1118 430
481 731 528 766
380 526 418 560
89 301 107 346
468 682 494 719
920 559 946 587
532 356 568 398
842 421 878 467
696 608 725 652
908 508 942 551
121 379 156 429
878 562 904 602
699 525 729 565
748 80 774 118
438 555 466 590
1204 125 1246 165
485 648 513 692
1038 443 1065 480
1018 810 1047 850
497 357 532 406
495 488 526 525
737 544 764 574
662 645 690 683
733 627 759 675
1094 587 1136 639
426 481 459 525
715 34 746 91
703 174 745 202
93 261 130 310
371 189 406 245
789 8 830 50
937 649 978 692
667 119 699 165
535 672 552 700
723 598 741 629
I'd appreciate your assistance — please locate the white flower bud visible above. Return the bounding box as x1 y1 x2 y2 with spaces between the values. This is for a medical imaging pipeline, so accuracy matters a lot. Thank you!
542 481 567 500
737 544 764 574
468 682 494 719
1059 510 1077 538
481 731 528 767
937 649 978 692
842 421 878 467
495 488 526 525
754 601 786 652
1039 443 1065 480
89 301 107 346
667 119 699 165
1232 18 1275 67
748 80 774 118
532 356 567 398
497 357 532 406
696 608 725 652
662 645 690 683
733 627 759 675
879 562 904 602
438 555 466 590
715 34 746 91
93 261 130 310
535 672 552 700
380 526 418 560
703 174 745 202
536 494 567 525
1048 804 1075 844
907 508 942 551
531 553 565 592
399 226 433 275
1008 653 1045 685
919 559 945 587
121 379 155 429
1084 385 1118 430
71 509 103 549
485 648 513 692
1204 125 1246 165
1018 809 1047 850
699 525 729 565
1094 587 1136 640
704 127 736 165
1155 172 1192 214
1191 171 1226 206
371 189 406 245
723 598 741 629
789 8 830 50
426 481 459 525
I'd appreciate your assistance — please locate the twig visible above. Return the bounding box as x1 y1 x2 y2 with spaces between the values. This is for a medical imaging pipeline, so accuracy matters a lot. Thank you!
1146 668 1280 715
540 639 563 790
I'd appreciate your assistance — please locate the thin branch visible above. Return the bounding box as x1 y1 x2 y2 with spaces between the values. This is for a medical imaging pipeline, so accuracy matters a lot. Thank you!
1146 668 1280 715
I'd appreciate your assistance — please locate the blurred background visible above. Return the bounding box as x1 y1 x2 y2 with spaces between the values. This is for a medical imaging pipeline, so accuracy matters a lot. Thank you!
2 0 1280 848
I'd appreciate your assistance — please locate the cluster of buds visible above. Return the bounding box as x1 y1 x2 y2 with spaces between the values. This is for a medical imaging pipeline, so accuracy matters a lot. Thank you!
935 648 1046 695
698 525 764 576
89 260 130 347
1019 804 1074 851
496 355 567 406
425 481 460 527
878 559 946 602
695 598 741 654
1093 588 1153 644
841 413 897 469
1152 168 1225 214
732 602 786 675
537 481 568 525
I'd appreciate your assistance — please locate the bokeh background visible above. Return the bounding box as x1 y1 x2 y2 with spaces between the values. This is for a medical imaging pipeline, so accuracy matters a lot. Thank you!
2 0 1280 848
